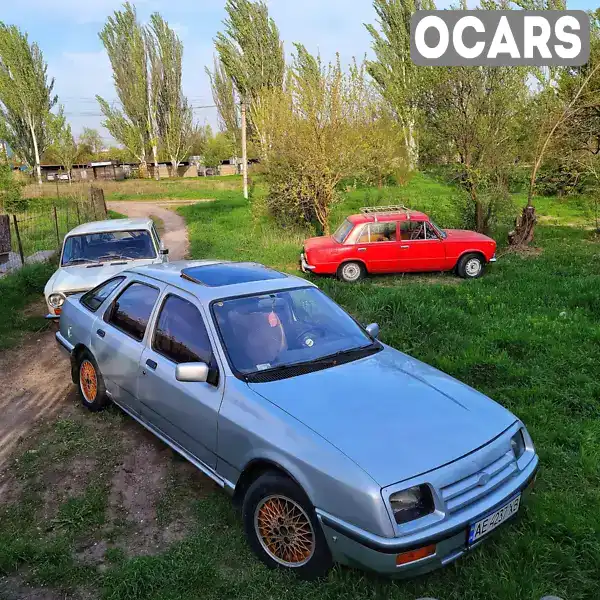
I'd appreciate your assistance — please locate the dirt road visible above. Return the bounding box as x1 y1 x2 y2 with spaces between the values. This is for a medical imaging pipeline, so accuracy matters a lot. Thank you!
0 202 190 477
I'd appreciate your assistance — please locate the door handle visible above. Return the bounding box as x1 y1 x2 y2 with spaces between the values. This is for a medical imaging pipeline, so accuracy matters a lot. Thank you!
401 245 410 249
96 329 105 338
146 359 157 371
357 248 367 252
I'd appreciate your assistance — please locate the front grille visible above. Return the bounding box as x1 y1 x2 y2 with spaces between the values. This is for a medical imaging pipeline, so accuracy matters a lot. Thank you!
440 450 517 514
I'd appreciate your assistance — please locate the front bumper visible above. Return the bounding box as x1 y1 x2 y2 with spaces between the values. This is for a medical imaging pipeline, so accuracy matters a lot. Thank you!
489 254 497 263
317 454 538 577
300 253 316 273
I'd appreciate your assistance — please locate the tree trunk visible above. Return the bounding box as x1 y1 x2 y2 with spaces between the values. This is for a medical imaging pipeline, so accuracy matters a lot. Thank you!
407 119 418 171
508 206 537 246
152 144 160 181
29 122 43 185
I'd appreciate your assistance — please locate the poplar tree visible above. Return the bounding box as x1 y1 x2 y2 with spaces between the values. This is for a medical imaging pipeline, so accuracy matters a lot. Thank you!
0 23 57 184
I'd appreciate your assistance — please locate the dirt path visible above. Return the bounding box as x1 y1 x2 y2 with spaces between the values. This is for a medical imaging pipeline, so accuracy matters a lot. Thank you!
108 200 191 261
0 202 191 478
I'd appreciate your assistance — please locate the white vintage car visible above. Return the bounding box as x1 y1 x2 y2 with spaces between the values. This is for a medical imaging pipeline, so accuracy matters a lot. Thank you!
45 218 168 319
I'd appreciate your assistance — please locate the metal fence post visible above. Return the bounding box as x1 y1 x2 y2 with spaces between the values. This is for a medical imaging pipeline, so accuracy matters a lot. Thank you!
12 215 24 266
53 205 60 246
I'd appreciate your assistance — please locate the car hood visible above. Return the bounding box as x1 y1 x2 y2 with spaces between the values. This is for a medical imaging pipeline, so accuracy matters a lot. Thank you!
249 347 515 487
45 260 156 295
444 229 495 243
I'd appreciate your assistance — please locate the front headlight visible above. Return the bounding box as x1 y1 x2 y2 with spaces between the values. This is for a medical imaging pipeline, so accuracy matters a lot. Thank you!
48 293 66 309
511 429 526 460
389 485 434 525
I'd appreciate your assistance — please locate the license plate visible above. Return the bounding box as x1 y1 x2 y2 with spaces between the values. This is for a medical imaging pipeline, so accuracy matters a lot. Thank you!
468 494 521 544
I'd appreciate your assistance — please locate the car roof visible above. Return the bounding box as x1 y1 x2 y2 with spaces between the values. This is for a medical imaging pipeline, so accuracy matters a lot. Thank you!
347 210 429 225
65 218 153 236
127 260 315 302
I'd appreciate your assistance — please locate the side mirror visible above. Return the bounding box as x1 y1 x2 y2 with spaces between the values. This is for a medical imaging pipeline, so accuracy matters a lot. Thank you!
366 323 380 339
176 362 209 383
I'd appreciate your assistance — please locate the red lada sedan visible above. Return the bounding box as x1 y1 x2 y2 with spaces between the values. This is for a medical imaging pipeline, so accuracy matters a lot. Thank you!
300 206 497 283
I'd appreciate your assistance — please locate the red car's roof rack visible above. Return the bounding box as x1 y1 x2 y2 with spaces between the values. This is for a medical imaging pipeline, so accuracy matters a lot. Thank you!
360 205 411 221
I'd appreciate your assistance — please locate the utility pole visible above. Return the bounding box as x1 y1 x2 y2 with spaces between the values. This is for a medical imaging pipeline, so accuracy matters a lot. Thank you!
241 99 249 200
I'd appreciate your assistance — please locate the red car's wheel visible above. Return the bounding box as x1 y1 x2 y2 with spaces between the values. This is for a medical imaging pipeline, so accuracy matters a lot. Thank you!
337 261 365 283
457 253 485 279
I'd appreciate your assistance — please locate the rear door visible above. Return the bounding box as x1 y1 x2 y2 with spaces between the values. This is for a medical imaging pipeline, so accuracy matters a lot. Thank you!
398 220 447 272
352 221 400 273
137 288 224 467
92 278 163 415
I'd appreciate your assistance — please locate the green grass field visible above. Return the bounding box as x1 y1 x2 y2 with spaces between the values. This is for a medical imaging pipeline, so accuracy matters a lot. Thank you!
0 174 599 600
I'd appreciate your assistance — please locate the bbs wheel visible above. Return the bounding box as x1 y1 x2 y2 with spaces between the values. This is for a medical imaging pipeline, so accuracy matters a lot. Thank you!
457 253 485 279
242 472 333 580
77 350 108 412
338 261 365 283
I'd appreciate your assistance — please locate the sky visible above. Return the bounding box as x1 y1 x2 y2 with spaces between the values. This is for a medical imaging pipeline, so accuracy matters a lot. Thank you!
1 0 597 144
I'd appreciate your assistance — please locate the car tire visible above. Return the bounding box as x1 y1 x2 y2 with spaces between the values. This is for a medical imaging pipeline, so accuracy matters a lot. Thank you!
76 350 109 412
457 253 485 279
242 472 333 580
337 261 365 283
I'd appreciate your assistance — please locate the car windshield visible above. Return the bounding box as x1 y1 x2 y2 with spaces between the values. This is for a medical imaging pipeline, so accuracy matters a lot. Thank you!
430 220 447 239
332 219 354 243
61 230 156 266
213 287 376 376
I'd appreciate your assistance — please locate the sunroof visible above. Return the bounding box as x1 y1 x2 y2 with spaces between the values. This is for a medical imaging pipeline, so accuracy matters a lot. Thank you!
181 263 287 287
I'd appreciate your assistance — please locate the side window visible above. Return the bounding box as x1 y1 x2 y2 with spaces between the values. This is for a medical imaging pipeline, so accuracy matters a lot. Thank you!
400 220 426 241
107 282 160 342
357 222 397 243
153 295 213 364
425 222 439 239
81 277 125 312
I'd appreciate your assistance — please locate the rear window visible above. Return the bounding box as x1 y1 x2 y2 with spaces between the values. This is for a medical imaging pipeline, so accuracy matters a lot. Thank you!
333 219 354 243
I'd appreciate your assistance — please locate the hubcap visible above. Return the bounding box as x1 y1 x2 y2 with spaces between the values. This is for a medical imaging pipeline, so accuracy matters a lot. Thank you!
80 360 97 403
254 495 315 567
465 258 482 277
342 263 360 281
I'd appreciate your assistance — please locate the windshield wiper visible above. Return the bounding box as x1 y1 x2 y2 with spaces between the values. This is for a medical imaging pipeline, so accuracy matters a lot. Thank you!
244 342 381 382
97 254 136 261
64 258 100 265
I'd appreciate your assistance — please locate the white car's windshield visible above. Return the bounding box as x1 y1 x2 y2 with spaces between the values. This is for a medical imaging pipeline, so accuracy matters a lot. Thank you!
213 287 377 376
61 230 156 266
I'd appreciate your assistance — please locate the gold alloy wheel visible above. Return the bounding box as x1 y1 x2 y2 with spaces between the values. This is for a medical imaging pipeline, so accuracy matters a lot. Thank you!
254 495 316 567
79 360 98 403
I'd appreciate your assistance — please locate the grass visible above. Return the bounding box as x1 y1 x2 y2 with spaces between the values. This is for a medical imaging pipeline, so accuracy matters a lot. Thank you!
1 173 599 599
0 261 56 349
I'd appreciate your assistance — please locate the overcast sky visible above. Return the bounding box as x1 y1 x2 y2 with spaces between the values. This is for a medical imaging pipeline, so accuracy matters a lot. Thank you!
1 0 596 144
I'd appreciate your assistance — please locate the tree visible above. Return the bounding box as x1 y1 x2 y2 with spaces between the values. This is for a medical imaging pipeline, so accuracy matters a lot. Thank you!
78 127 104 160
423 63 528 233
47 107 78 183
0 162 24 212
203 131 235 168
366 0 435 170
214 0 285 155
98 3 149 174
206 57 240 150
263 47 388 234
0 23 57 184
148 14 193 176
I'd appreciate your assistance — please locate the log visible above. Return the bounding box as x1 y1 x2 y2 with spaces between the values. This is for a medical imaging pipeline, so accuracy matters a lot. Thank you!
0 214 10 257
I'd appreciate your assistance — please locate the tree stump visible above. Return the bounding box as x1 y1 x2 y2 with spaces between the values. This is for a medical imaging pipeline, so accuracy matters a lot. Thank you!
0 214 10 264
508 205 537 246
